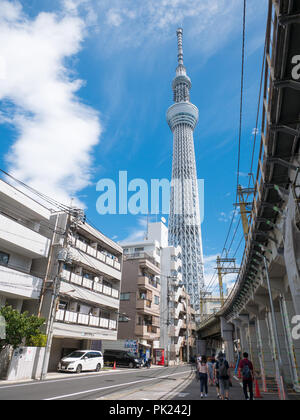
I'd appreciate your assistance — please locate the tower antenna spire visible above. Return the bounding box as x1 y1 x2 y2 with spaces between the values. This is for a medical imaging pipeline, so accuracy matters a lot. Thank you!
176 27 184 65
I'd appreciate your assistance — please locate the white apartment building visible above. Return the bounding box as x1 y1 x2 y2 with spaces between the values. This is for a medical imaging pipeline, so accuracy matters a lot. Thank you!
41 212 123 371
0 179 51 313
0 179 123 374
147 222 196 363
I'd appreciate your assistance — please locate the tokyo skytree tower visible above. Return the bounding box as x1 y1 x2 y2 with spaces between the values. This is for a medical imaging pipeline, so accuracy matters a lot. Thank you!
167 28 204 312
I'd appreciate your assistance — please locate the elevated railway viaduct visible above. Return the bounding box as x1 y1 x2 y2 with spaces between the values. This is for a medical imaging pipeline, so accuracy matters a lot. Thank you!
197 0 300 396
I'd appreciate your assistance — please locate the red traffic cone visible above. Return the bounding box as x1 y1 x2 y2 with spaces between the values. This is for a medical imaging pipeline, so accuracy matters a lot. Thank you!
254 379 263 399
113 361 116 370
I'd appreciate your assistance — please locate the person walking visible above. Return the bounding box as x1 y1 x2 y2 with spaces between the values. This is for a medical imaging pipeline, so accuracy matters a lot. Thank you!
214 351 231 400
198 355 209 398
207 357 214 386
239 352 254 400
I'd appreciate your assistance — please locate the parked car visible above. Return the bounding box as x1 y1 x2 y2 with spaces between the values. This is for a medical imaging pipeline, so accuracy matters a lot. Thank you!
58 350 104 374
104 350 142 368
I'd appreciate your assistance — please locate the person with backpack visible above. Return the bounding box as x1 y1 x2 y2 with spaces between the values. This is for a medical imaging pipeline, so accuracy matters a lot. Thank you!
197 355 209 398
214 351 231 400
239 352 254 400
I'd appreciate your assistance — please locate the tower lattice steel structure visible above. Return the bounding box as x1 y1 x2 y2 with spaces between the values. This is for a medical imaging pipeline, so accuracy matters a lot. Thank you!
167 28 204 313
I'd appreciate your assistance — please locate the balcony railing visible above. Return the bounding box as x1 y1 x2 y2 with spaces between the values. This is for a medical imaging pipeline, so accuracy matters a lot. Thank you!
136 299 159 314
55 309 117 330
72 238 121 271
61 269 119 300
124 252 160 269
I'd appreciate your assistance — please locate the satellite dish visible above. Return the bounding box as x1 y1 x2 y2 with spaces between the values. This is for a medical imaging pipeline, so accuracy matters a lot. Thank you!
161 217 166 224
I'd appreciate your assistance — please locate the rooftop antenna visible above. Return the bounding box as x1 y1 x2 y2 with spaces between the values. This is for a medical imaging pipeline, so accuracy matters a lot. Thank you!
176 27 184 65
145 212 149 240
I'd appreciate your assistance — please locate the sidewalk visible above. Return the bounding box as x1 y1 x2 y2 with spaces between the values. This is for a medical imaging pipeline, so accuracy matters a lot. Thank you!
171 372 300 401
171 374 280 400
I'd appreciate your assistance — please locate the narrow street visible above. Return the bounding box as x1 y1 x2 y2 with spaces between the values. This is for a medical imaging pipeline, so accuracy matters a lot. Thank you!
1 364 296 401
0 366 193 400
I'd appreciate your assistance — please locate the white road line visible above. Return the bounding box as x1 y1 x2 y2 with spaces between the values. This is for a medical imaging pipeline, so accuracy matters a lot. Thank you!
0 366 167 390
44 370 192 400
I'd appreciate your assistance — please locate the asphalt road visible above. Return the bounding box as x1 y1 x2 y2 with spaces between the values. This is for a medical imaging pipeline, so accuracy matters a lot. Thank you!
0 365 193 400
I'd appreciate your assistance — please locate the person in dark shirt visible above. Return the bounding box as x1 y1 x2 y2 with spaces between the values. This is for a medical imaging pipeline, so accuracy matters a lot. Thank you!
239 352 254 400
214 351 231 400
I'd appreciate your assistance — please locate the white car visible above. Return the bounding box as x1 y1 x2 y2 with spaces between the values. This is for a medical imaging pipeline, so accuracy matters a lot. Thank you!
58 350 104 374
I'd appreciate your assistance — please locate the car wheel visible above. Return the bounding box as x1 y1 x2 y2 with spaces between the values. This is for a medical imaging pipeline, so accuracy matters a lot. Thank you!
76 364 82 374
95 363 101 372
129 362 134 368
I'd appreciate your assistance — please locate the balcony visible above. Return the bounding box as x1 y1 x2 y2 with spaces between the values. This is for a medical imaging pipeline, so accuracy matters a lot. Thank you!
125 252 160 271
73 238 121 271
0 264 43 299
135 324 160 339
0 214 50 259
170 259 181 272
138 275 160 291
55 309 117 330
136 299 160 316
61 269 119 300
69 246 121 281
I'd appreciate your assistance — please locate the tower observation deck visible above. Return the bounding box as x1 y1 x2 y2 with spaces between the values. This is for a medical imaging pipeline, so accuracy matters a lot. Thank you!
167 28 204 314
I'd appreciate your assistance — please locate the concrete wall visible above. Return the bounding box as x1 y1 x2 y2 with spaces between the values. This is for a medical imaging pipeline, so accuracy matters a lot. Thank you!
2 347 45 381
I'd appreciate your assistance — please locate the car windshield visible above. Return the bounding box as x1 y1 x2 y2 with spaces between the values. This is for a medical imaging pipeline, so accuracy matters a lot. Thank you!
66 351 85 359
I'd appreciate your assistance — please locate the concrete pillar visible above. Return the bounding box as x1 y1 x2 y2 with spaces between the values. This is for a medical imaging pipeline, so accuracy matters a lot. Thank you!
273 306 293 386
255 316 268 391
280 294 300 392
196 339 207 356
8 299 23 312
220 317 235 366
256 315 275 379
0 295 6 308
240 324 250 354
248 321 260 370
283 189 300 316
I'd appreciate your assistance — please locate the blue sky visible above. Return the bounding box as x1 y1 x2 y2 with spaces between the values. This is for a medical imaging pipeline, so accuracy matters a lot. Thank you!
0 0 267 293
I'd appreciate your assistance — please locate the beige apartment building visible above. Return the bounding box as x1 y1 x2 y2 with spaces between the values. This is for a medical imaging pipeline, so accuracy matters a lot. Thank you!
117 242 161 360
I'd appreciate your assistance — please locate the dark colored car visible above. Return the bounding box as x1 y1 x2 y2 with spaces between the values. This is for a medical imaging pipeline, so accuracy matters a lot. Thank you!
104 350 142 368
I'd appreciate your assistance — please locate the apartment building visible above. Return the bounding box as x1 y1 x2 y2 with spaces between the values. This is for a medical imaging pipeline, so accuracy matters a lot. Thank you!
147 222 196 363
117 240 161 360
40 212 123 371
0 179 51 313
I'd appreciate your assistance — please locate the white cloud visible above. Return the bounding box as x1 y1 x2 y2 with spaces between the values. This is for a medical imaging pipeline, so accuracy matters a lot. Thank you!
218 209 239 223
88 0 265 58
119 216 150 244
0 0 101 205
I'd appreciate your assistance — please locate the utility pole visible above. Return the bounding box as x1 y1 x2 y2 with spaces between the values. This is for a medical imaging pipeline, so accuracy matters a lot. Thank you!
166 275 177 367
215 257 240 306
235 185 254 242
186 293 190 364
40 208 85 380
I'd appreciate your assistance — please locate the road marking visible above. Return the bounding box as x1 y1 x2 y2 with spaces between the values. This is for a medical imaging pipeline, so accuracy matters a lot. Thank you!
0 366 167 390
44 370 192 400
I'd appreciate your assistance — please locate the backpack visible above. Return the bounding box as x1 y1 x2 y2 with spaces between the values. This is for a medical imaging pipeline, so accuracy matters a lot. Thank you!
242 363 251 379
219 359 228 378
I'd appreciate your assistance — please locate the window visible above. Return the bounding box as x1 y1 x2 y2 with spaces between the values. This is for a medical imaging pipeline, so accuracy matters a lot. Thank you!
154 296 160 305
0 251 9 266
120 293 130 301
119 315 129 322
135 247 144 252
58 300 68 310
